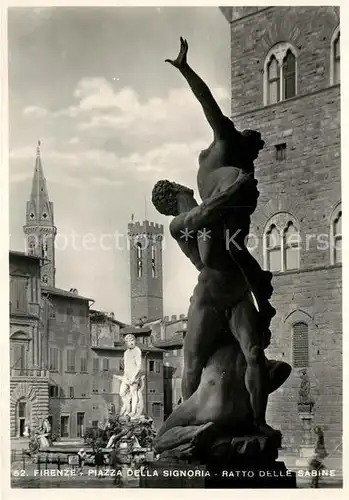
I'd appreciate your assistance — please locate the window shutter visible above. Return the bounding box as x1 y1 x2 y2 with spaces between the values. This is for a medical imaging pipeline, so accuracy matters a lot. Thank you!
292 322 309 368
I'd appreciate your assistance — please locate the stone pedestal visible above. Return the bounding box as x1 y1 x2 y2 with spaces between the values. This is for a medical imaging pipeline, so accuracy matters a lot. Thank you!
296 444 316 467
297 404 315 466
142 433 296 489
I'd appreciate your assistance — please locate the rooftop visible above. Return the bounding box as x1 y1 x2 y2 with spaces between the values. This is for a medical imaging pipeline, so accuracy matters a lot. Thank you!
90 309 126 327
41 285 93 302
155 333 184 348
92 343 164 353
9 250 43 262
121 326 152 335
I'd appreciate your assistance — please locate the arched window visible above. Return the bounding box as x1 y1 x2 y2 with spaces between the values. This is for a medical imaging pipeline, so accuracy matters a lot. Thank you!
284 222 300 270
292 322 309 368
264 43 297 105
333 211 342 264
44 240 48 258
330 203 342 265
267 56 280 104
283 50 296 99
264 213 300 272
16 398 30 437
27 236 37 256
266 225 282 272
151 244 156 278
136 242 142 278
331 27 340 85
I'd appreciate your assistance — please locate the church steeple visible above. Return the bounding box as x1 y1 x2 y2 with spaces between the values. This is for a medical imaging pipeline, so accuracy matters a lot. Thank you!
24 142 57 287
26 140 54 225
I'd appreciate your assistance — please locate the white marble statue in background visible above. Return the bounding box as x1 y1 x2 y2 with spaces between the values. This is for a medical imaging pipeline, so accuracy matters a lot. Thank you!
118 334 144 418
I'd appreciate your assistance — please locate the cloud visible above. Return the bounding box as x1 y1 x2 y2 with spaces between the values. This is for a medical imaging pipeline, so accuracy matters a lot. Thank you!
14 77 229 192
10 146 81 167
69 137 80 144
75 80 229 143
9 172 32 183
125 140 206 179
91 177 124 187
44 77 229 153
22 105 48 118
10 135 207 188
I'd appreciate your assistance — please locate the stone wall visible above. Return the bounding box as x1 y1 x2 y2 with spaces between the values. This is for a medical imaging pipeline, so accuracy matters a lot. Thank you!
10 377 49 437
228 6 341 453
128 221 164 324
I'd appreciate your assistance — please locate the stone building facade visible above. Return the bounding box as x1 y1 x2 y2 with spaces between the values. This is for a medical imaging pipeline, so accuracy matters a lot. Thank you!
89 315 165 430
90 310 124 347
221 6 341 452
41 286 93 438
128 220 164 325
10 145 165 440
10 251 49 437
156 334 184 420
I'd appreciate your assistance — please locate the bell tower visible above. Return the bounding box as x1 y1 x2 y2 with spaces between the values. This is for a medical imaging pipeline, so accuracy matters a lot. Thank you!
23 141 57 287
128 220 164 325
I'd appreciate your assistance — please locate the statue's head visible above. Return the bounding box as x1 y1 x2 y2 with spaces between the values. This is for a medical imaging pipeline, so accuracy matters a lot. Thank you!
221 117 264 165
241 129 265 161
124 333 136 349
152 180 194 216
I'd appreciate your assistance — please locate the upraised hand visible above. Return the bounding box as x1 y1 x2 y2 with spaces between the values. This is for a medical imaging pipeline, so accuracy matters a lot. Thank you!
165 36 188 69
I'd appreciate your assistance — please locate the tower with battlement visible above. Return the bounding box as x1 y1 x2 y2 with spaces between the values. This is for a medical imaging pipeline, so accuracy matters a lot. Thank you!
23 141 57 286
128 220 164 325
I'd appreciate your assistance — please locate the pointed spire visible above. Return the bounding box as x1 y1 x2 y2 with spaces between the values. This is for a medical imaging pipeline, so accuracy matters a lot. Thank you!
26 141 53 224
24 141 57 288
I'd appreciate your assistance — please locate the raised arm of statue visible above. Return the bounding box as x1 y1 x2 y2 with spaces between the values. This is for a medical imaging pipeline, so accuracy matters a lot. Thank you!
165 37 230 138
170 171 257 237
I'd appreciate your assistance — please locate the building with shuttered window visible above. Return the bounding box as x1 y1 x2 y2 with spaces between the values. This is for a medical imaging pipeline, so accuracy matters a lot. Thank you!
221 6 341 453
10 251 49 437
10 143 165 438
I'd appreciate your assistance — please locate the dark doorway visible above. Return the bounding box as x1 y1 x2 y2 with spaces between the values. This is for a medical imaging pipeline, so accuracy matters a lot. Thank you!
77 412 85 437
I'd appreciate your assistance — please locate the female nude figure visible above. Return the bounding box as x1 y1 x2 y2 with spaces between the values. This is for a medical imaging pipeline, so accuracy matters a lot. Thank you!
165 38 274 323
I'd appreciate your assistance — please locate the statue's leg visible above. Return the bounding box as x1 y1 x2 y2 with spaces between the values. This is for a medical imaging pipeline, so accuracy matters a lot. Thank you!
154 422 216 455
119 380 130 415
130 383 139 416
156 394 198 441
182 292 224 401
228 299 277 436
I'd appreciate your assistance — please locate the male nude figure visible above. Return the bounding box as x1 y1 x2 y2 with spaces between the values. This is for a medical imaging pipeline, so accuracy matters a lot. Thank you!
152 175 277 436
119 334 142 417
165 38 274 323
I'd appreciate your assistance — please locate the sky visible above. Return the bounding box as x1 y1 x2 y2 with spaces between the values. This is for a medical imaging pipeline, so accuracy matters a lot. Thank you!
8 6 231 323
